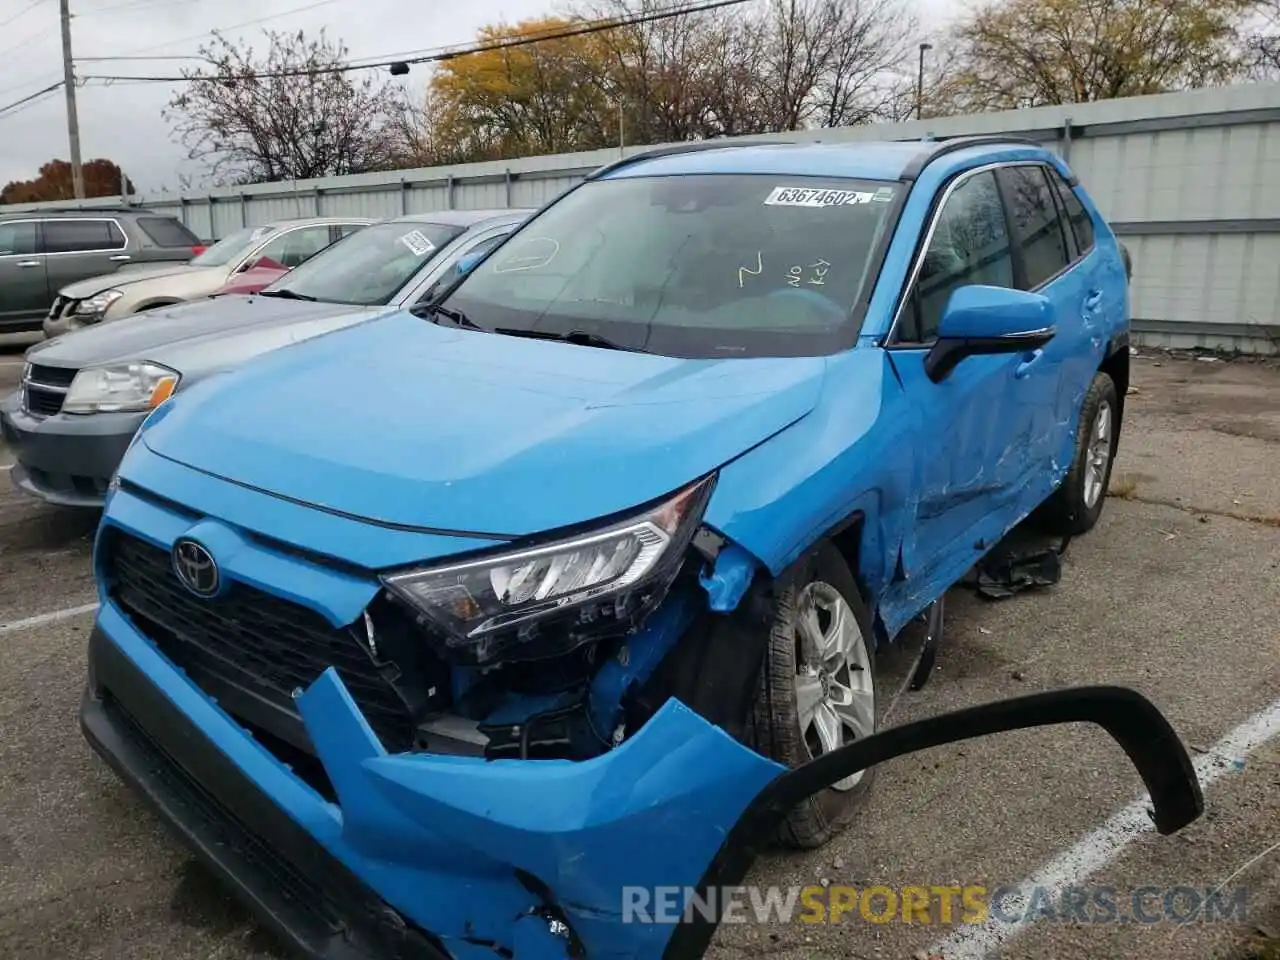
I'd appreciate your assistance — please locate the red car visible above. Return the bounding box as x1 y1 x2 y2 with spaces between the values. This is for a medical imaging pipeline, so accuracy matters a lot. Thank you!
213 259 294 295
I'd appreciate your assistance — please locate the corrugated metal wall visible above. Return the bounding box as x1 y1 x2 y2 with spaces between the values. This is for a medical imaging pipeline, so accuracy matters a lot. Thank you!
9 82 1280 353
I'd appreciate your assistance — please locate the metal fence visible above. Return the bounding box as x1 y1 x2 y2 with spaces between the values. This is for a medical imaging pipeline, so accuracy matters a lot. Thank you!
7 82 1280 354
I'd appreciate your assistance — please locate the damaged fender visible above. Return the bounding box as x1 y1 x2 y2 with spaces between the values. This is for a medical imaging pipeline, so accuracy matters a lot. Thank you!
298 669 1203 960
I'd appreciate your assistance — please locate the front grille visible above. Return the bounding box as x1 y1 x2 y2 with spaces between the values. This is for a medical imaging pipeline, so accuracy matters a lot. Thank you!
22 363 76 417
103 529 417 752
23 386 65 416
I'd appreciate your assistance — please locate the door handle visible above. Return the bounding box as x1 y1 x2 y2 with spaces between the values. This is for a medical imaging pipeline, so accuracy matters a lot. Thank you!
108 254 131 262
1084 289 1103 310
15 259 40 268
1014 349 1045 379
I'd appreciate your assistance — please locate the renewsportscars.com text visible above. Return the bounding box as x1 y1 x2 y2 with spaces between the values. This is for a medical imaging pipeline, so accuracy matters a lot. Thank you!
620 884 1250 926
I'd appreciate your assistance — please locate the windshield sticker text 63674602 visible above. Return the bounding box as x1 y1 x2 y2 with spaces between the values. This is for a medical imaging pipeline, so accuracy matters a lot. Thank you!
764 186 875 208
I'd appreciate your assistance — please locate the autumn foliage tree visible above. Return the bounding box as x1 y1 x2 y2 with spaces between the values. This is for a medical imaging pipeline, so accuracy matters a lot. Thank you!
939 0 1255 111
1 159 135 205
163 28 411 183
410 0 915 165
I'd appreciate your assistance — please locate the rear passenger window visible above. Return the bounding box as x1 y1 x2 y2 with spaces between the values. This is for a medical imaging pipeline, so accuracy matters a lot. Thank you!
1000 165 1070 289
904 169 1015 342
1046 168 1094 254
43 219 126 253
136 216 202 247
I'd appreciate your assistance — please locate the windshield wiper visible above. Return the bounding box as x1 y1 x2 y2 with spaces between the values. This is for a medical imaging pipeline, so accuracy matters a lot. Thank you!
493 327 644 353
421 303 483 330
257 288 318 302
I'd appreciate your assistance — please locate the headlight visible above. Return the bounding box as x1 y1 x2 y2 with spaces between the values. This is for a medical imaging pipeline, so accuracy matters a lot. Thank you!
62 361 180 415
75 289 123 317
382 475 715 665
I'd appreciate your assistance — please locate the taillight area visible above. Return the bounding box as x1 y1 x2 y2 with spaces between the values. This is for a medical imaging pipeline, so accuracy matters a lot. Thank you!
190 245 206 256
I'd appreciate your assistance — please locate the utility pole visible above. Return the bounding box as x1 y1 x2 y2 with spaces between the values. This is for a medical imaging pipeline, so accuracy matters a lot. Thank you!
59 0 84 199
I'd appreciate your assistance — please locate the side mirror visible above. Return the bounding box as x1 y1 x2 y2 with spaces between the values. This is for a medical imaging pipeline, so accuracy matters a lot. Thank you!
454 249 485 278
924 285 1056 383
236 258 257 274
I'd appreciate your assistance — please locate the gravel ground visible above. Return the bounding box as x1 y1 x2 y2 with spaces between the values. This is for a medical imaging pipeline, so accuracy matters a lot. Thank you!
0 347 1276 960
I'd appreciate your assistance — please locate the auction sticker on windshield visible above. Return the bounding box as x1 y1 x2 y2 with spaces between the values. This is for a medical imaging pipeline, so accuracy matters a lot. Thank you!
398 230 437 257
764 186 876 207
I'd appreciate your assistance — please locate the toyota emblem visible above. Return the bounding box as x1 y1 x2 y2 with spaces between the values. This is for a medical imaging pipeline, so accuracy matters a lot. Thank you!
172 538 220 598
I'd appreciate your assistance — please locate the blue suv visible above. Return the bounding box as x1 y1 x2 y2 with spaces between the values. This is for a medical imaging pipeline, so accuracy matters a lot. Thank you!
80 136 1135 960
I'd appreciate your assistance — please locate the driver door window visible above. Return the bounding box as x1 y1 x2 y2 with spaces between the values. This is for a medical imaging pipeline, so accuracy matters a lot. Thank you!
902 170 1015 343
251 226 334 270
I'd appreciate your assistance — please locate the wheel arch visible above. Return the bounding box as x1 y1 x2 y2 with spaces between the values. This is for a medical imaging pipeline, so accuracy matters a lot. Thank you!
1099 331 1130 441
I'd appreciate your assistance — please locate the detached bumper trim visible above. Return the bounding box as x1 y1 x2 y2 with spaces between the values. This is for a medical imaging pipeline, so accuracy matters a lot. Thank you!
80 625 452 960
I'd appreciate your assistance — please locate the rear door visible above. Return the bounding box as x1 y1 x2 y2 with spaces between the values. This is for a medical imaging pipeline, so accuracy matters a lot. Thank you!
996 163 1099 471
0 219 49 327
42 218 132 296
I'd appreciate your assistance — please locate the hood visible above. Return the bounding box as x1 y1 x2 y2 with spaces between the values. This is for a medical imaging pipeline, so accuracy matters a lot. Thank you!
216 265 289 295
26 296 377 369
140 311 828 538
60 263 221 298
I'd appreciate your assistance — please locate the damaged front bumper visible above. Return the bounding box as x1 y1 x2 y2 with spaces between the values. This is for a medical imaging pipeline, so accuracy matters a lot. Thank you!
82 600 1205 960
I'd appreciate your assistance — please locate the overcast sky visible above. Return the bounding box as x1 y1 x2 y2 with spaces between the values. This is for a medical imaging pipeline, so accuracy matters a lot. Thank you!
0 0 954 196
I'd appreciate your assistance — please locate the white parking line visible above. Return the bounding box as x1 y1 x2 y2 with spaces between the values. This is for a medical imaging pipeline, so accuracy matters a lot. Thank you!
0 602 99 636
928 698 1280 959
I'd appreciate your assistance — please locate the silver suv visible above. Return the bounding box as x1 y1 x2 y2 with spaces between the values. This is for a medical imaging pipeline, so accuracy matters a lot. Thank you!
0 210 204 334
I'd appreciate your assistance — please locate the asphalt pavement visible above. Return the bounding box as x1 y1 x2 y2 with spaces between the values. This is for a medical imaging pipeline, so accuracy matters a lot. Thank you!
0 346 1276 960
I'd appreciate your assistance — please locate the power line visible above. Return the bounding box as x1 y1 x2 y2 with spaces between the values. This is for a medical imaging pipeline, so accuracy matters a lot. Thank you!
77 0 201 18
119 0 345 56
0 0 44 29
80 0 756 83
0 79 63 117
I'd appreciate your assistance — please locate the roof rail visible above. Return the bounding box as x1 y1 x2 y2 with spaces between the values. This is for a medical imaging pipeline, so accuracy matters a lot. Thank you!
0 205 144 216
585 138 796 180
899 134 1050 181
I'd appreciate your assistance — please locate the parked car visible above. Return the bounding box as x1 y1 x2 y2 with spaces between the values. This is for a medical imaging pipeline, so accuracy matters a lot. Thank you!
1 208 532 507
42 216 373 338
0 209 204 334
79 138 1135 958
210 222 369 296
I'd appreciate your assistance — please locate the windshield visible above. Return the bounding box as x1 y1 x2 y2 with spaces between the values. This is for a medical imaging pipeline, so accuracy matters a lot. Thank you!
261 220 467 305
441 174 901 358
190 225 276 268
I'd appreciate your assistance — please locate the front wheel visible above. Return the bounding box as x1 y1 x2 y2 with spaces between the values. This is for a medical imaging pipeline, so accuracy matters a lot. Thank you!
1039 371 1119 536
750 542 877 850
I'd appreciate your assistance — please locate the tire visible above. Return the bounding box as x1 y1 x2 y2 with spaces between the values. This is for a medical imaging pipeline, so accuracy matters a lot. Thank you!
750 541 877 850
1039 371 1119 536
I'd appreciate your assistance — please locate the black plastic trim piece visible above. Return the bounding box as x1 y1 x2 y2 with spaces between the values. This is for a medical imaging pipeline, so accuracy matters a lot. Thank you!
924 327 1056 382
662 685 1203 960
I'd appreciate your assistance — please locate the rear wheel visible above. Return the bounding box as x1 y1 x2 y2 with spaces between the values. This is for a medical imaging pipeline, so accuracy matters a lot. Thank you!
750 542 877 850
1039 371 1119 535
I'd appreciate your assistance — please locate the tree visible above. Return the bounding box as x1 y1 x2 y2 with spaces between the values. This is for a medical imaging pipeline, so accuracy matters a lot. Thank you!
414 0 918 165
424 18 618 161
942 0 1254 110
163 28 410 183
1244 0 1280 77
1 158 135 205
